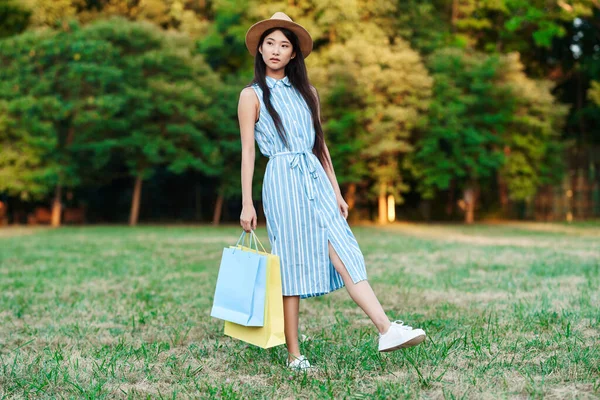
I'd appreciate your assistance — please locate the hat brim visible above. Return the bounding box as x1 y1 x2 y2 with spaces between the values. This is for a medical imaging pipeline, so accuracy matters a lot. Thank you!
245 19 313 58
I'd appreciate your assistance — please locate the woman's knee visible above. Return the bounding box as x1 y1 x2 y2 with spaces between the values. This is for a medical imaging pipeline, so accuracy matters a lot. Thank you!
328 241 351 277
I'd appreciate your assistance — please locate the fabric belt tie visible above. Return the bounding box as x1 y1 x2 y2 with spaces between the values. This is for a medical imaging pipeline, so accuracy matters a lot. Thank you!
269 150 318 200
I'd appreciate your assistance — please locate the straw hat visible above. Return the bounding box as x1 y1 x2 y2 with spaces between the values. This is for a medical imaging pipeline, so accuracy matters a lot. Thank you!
245 12 313 58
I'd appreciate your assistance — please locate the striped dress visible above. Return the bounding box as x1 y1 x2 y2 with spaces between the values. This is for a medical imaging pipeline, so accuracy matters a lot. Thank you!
251 75 367 299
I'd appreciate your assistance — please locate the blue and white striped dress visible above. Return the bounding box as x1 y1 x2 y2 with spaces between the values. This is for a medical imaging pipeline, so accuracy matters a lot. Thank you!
251 75 367 299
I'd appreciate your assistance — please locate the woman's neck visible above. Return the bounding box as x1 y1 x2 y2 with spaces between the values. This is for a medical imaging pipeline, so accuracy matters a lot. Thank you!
265 68 285 80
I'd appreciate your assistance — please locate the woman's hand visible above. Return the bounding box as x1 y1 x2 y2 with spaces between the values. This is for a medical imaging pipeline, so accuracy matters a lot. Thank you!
336 194 349 219
240 204 257 232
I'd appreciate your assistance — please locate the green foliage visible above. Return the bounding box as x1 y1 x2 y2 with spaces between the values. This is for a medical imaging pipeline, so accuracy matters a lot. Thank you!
0 0 32 38
411 48 510 199
196 0 254 199
412 49 569 204
589 81 600 106
0 18 224 202
79 18 224 185
24 0 213 36
395 0 451 55
0 101 50 199
500 53 569 200
0 0 594 221
0 25 120 197
447 0 599 79
22 0 77 27
320 73 368 186
198 0 251 75
205 76 250 199
452 0 597 50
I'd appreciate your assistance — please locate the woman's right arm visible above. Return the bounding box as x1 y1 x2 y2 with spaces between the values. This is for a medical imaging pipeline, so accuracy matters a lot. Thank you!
238 87 259 232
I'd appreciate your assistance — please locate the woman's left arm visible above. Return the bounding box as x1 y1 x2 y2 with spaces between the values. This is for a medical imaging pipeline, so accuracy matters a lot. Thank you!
312 87 349 219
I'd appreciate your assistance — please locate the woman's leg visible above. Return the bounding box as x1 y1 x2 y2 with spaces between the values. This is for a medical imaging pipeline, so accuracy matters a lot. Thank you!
328 242 391 334
283 295 301 360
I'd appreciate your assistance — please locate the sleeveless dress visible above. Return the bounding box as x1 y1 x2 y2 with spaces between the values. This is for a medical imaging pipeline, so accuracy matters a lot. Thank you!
251 75 367 299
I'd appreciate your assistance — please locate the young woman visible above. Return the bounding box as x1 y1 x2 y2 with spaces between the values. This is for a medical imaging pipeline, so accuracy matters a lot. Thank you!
238 12 426 370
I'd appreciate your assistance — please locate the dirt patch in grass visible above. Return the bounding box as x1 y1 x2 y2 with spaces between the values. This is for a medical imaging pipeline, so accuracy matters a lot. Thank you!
381 223 600 250
501 222 600 237
0 226 50 238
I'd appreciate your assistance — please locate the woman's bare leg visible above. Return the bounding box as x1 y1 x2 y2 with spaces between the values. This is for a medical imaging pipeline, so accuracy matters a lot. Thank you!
328 242 391 334
283 295 301 361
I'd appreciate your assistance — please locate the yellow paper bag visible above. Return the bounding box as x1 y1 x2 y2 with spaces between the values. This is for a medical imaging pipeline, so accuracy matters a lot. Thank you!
224 243 286 349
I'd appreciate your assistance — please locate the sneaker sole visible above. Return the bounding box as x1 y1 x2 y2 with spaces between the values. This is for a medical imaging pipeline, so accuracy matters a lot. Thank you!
379 334 426 352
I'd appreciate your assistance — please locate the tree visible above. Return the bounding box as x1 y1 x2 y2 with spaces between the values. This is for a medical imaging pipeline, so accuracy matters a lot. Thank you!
319 72 369 220
81 18 223 226
0 25 124 226
447 0 598 75
314 27 432 224
197 0 254 224
411 48 511 223
411 48 570 223
0 18 223 226
0 101 50 200
500 52 569 205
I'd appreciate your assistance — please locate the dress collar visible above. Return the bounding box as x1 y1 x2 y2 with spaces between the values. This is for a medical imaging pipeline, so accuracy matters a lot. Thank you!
265 75 291 89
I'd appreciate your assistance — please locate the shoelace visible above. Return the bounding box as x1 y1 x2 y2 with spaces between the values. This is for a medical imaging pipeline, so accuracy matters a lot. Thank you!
391 320 413 330
380 320 413 338
288 355 310 369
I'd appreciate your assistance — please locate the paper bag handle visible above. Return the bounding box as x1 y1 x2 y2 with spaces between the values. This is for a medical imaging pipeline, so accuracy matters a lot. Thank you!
234 230 267 253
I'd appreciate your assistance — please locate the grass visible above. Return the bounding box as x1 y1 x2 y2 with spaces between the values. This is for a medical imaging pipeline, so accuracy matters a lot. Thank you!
0 222 599 399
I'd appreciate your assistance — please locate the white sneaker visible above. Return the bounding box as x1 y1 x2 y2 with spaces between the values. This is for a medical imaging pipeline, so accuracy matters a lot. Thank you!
287 355 311 371
378 320 426 352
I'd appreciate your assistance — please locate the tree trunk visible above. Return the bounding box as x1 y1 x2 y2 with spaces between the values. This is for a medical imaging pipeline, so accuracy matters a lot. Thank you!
213 194 224 225
464 186 475 224
50 126 76 228
51 184 62 227
577 71 586 150
66 125 75 146
451 0 458 30
129 173 143 226
346 183 356 211
378 182 387 225
195 184 203 221
446 179 456 216
498 170 509 214
345 183 358 222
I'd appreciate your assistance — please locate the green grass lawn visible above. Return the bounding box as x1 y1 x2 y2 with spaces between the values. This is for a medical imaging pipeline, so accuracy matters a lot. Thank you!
1 223 599 399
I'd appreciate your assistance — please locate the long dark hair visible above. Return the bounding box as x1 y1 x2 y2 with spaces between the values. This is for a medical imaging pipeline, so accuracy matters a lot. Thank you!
252 27 329 169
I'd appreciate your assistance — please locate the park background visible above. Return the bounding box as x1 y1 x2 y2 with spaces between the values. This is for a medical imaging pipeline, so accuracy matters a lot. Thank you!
0 1 599 399
0 0 599 226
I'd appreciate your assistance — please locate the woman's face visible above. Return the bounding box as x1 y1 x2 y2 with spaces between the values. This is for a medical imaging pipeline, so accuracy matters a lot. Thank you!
259 30 295 72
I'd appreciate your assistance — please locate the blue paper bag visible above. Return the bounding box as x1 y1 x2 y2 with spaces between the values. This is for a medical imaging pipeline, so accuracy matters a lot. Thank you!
210 231 267 327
